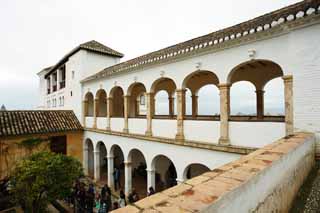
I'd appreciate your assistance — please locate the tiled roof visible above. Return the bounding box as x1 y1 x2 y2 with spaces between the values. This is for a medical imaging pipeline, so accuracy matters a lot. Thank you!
44 40 123 78
82 0 320 82
0 110 83 137
80 40 124 58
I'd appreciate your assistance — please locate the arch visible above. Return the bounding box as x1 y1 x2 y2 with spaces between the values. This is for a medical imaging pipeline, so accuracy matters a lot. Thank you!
84 92 94 116
84 138 94 178
181 71 220 119
183 163 210 180
96 141 108 181
151 78 177 117
127 82 147 117
227 59 284 89
150 77 177 95
128 149 148 198
228 60 284 120
182 70 219 94
109 144 125 191
109 86 124 117
95 89 107 117
197 84 220 116
230 81 256 116
151 155 177 192
154 90 170 115
264 77 284 116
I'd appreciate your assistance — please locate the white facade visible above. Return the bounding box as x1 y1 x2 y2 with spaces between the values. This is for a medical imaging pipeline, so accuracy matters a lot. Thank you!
38 3 320 196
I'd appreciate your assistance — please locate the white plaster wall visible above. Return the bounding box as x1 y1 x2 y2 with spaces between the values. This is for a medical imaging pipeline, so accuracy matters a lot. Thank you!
204 135 315 213
84 130 242 180
152 119 176 139
184 120 220 144
97 117 107 129
111 118 124 132
128 118 147 135
229 122 285 148
85 117 94 128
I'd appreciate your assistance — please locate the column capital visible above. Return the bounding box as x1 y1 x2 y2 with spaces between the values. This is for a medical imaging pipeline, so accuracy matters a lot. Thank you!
107 156 114 159
176 88 187 93
255 90 265 94
82 100 88 103
218 83 231 89
93 150 100 154
146 168 155 173
124 161 132 166
124 95 130 98
282 75 293 82
107 97 113 100
94 98 99 102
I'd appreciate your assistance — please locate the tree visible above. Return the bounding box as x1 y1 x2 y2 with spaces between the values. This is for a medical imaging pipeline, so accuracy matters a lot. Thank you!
10 152 83 213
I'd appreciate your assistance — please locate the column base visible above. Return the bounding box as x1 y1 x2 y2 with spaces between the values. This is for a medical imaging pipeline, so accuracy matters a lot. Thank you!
106 127 111 131
175 134 185 142
145 130 153 137
93 124 97 129
123 128 129 133
219 138 230 146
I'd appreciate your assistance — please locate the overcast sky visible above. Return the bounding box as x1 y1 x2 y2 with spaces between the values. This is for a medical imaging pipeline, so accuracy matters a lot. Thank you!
0 0 300 112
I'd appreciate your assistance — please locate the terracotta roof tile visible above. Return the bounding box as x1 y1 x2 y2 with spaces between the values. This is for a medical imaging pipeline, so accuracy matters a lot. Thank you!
0 110 83 137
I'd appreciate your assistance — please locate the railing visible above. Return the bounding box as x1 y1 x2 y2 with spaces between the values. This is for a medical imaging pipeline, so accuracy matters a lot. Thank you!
97 117 107 129
128 118 147 135
152 119 177 138
85 117 94 128
110 118 124 132
184 120 220 143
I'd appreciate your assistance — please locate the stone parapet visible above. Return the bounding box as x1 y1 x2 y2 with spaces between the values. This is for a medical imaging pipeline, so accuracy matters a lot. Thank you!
111 132 315 213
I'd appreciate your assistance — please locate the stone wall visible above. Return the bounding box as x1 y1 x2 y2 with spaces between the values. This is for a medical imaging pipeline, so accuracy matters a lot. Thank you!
112 132 315 213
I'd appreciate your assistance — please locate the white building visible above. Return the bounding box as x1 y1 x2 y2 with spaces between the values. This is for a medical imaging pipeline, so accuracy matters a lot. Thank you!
38 0 320 197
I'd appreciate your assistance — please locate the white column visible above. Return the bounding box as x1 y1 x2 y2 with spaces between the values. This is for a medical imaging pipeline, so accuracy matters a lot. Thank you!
124 161 132 196
107 156 115 190
147 169 155 191
94 151 100 181
218 84 230 145
57 69 60 90
83 147 89 176
176 170 185 185
123 95 130 133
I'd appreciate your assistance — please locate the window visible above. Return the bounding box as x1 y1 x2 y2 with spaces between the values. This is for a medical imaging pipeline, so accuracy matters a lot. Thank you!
70 91 73 97
72 71 75 79
140 94 145 105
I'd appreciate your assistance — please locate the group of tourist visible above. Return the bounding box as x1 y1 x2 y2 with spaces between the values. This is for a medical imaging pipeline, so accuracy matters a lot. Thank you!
71 179 156 213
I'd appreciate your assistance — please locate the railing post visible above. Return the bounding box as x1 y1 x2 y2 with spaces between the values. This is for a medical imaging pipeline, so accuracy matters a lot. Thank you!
283 75 294 136
145 93 154 136
219 84 230 145
175 89 186 141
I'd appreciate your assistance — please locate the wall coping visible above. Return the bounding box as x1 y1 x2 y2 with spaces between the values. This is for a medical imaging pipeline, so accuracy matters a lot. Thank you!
111 132 315 213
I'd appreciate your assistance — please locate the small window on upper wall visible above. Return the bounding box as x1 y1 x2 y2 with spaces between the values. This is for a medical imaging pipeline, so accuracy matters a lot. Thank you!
72 71 75 79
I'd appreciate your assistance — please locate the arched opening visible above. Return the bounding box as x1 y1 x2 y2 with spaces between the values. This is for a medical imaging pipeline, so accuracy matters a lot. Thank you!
182 70 220 120
84 92 94 117
230 81 256 116
110 144 125 192
96 89 107 117
150 77 177 118
228 60 284 121
151 155 177 192
96 141 108 182
185 89 192 116
127 83 147 117
128 149 147 198
110 86 124 117
183 163 210 180
264 78 284 116
85 139 94 178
